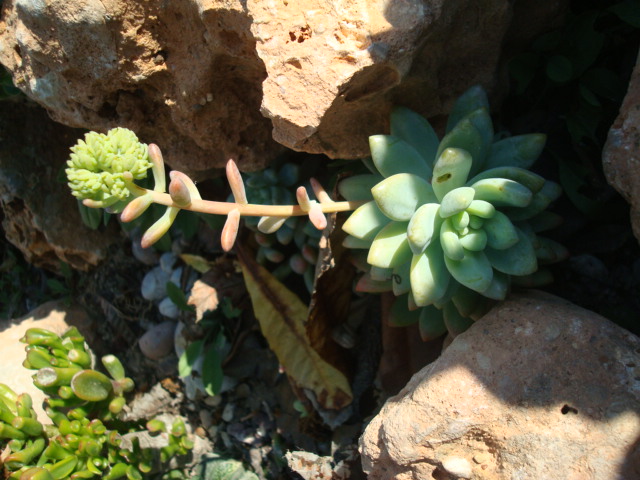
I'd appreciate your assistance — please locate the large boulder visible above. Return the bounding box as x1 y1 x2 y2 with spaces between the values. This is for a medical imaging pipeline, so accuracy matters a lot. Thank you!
360 291 640 479
603 49 640 243
0 0 567 175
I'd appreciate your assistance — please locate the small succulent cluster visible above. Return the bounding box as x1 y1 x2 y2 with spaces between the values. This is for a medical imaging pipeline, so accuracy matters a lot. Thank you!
65 131 352 253
0 327 193 480
240 164 321 291
66 128 152 210
339 86 567 339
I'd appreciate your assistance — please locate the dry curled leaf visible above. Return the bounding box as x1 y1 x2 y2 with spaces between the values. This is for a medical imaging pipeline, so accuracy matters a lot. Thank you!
187 279 219 323
237 246 353 411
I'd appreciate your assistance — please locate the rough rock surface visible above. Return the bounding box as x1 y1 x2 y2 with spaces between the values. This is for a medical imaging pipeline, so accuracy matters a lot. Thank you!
603 49 640 243
0 301 94 422
360 291 640 480
0 0 568 174
0 98 118 271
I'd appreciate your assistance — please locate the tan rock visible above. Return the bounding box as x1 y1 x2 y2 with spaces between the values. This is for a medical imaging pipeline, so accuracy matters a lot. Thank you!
0 0 568 172
0 301 94 422
360 291 640 479
603 48 640 243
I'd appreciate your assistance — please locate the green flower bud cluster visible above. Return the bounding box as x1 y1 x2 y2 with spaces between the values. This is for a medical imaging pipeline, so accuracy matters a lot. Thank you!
240 163 321 291
339 86 568 339
66 128 152 208
0 327 193 480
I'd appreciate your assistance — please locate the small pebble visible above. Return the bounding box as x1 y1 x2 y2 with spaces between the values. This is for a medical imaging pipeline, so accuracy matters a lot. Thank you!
222 403 235 422
204 395 223 407
473 452 491 464
199 410 214 429
441 456 472 479
138 321 177 360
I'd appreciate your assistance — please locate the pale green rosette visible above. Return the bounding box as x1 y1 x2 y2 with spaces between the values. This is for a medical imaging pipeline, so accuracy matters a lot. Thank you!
340 86 568 340
66 127 151 208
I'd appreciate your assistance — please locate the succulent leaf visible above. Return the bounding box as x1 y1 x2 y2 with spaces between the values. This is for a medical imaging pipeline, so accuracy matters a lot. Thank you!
369 135 431 179
337 174 381 202
388 296 421 327
483 211 519 250
367 221 412 269
446 85 490 133
418 305 447 341
407 203 442 255
443 302 474 337
440 218 465 261
439 186 476 218
431 148 473 201
444 250 493 294
342 201 390 240
471 177 533 207
466 166 545 194
392 261 412 296
390 107 439 166
483 133 546 170
436 118 485 177
485 228 537 276
410 241 450 307
372 173 436 221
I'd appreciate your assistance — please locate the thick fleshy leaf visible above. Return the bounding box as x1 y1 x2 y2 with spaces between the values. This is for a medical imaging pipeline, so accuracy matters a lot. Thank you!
392 260 412 296
372 173 436 221
337 174 381 201
466 166 545 194
502 181 562 221
388 296 421 327
407 203 442 255
485 227 537 276
439 186 475 218
444 250 493 294
465 108 494 169
431 148 473 201
419 305 447 341
451 286 485 318
436 117 484 176
410 240 450 307
484 211 519 250
471 178 532 207
535 237 569 264
70 370 113 402
367 221 412 268
484 134 546 170
440 218 464 261
390 107 439 166
446 85 490 133
342 201 390 240
342 235 373 249
369 135 431 179
459 228 487 251
480 270 510 300
443 302 474 337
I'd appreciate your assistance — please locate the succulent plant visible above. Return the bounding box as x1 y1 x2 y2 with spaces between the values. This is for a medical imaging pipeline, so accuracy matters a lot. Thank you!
339 85 568 339
0 327 193 480
66 128 152 210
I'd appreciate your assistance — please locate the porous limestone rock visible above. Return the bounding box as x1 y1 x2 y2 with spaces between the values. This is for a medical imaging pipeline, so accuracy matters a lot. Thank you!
603 49 640 244
0 98 118 271
0 300 94 422
0 0 568 173
360 291 640 479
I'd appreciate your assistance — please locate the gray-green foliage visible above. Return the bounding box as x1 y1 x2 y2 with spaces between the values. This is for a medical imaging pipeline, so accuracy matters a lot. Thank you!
339 86 567 339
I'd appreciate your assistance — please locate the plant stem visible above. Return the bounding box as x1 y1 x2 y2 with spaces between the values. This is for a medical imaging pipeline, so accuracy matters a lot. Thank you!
139 189 365 217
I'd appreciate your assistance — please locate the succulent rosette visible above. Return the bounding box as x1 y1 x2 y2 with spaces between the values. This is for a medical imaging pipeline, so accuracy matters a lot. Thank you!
339 86 568 339
66 127 152 208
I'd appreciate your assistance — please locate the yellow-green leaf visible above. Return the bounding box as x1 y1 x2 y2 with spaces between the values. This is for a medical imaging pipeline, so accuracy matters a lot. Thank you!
239 252 353 410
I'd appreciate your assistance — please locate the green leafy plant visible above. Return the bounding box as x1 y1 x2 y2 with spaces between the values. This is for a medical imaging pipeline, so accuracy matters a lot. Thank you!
0 327 193 479
177 298 240 398
338 86 567 338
